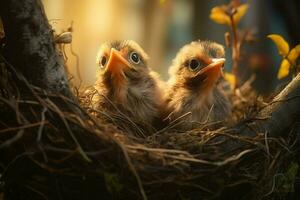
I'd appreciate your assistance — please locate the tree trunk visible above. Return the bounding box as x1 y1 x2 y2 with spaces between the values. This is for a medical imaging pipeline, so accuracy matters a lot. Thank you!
0 0 71 96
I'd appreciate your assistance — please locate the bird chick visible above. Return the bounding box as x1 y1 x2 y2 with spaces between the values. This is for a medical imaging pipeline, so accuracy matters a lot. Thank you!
93 40 165 136
166 40 231 131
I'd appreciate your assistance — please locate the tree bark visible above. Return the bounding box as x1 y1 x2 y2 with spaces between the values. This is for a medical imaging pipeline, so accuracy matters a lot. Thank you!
255 73 300 137
231 73 300 139
0 0 71 97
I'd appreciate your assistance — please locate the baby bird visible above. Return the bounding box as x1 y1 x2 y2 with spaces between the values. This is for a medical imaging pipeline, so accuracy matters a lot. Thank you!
166 40 231 131
93 40 165 136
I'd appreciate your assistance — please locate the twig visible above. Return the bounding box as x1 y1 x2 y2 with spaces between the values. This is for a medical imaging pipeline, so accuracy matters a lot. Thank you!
0 121 49 133
0 130 24 149
228 7 240 89
118 142 148 200
45 99 91 163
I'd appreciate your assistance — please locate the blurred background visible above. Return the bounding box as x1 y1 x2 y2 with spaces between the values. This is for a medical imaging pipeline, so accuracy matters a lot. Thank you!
42 0 300 93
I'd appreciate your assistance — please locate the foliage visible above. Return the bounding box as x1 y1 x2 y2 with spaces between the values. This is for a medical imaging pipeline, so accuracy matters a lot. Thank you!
210 4 249 26
271 162 299 198
210 1 250 89
223 72 236 90
268 34 300 79
104 172 124 194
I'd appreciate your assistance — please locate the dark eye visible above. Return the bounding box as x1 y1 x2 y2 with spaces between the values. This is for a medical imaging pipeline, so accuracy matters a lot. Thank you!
130 52 140 64
100 56 107 68
189 59 200 71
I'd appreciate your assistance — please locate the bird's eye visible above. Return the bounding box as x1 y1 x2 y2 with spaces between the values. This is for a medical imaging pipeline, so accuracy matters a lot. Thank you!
189 59 200 71
130 52 140 64
100 56 107 68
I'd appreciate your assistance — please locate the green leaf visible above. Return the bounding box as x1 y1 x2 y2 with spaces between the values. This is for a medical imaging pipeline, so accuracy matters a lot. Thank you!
276 162 299 194
104 172 123 193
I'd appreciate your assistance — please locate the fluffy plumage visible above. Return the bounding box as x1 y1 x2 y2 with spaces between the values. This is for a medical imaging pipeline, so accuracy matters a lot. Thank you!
166 40 231 131
93 40 165 136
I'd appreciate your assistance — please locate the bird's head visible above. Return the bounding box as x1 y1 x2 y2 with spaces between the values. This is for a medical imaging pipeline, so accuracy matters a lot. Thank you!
169 40 225 93
96 40 150 91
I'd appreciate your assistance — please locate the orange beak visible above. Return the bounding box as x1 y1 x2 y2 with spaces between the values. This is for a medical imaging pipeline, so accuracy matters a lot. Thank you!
195 58 225 84
105 48 131 83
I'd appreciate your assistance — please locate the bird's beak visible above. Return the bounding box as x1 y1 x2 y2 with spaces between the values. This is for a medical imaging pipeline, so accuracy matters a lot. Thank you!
195 58 225 83
105 48 132 81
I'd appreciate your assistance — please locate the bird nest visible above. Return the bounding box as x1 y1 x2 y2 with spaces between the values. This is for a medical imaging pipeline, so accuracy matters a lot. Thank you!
0 57 299 200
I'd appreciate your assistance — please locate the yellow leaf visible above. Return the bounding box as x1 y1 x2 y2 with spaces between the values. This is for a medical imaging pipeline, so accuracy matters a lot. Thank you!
210 5 230 25
224 72 236 89
233 4 249 25
160 0 166 4
287 44 300 66
268 34 290 57
210 4 249 26
277 59 291 79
